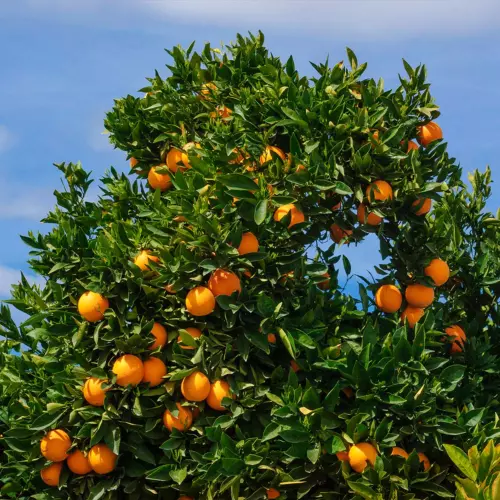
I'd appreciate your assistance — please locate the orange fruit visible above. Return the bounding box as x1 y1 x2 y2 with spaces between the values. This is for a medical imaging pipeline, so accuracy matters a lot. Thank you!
142 357 167 387
83 377 108 406
342 387 354 399
78 291 109 322
336 451 350 461
444 325 466 354
391 447 409 459
166 148 189 173
40 462 63 487
260 146 286 164
267 333 277 344
296 164 306 172
238 232 259 255
148 166 172 191
181 142 201 169
112 354 144 387
417 122 442 147
406 140 419 152
330 224 352 244
185 286 216 316
134 250 160 271
208 269 241 297
206 380 233 411
331 201 341 211
375 285 402 313
173 215 187 223
357 204 382 226
149 322 167 350
88 443 117 474
177 327 202 350
366 180 393 202
129 157 138 168
163 403 193 432
424 258 450 286
273 204 305 228
40 429 71 462
210 106 232 119
267 488 281 499
67 449 92 475
418 452 431 471
290 360 300 373
401 306 425 328
318 273 330 290
348 442 378 473
200 82 217 97
412 198 432 216
179 496 194 500
405 284 435 308
165 284 177 294
181 371 211 401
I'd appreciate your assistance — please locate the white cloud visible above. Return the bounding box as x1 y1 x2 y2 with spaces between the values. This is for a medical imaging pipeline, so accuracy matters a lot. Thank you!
0 125 17 153
0 184 54 220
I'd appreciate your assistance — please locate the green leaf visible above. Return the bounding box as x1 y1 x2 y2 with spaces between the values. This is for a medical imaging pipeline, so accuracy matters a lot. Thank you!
347 481 378 499
441 365 466 384
444 444 477 481
302 386 321 410
170 467 187 485
323 382 341 412
414 482 454 498
30 411 64 431
254 200 268 225
219 174 259 191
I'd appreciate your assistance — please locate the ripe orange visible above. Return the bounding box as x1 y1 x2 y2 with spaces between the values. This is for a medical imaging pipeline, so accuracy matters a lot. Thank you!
148 166 172 191
391 447 409 459
342 387 354 399
348 443 378 473
229 148 249 165
290 360 300 373
181 371 211 401
238 232 259 255
88 443 117 474
40 429 71 462
417 122 442 147
336 451 349 461
405 284 435 308
208 269 241 297
418 452 431 471
83 377 108 406
166 148 189 173
445 325 466 354
401 306 425 328
142 357 167 387
165 284 177 294
129 157 138 168
357 204 382 226
41 462 63 487
163 403 193 432
67 449 92 475
267 488 280 499
273 204 305 228
177 327 202 350
179 496 194 500
210 106 232 119
412 198 432 216
112 354 144 387
375 285 402 313
317 273 330 290
296 163 306 172
406 140 419 152
366 180 393 202
200 81 217 98
268 333 277 344
149 322 167 350
185 286 216 316
330 224 352 244
206 380 233 411
260 145 286 164
78 291 109 322
331 201 341 211
424 258 450 286
134 250 160 271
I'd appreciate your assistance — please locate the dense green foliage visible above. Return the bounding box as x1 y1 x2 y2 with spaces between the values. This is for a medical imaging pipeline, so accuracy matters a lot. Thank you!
1 31 499 499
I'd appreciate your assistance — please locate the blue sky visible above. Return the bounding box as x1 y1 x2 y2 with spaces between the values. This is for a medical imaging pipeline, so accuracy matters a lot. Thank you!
0 0 499 305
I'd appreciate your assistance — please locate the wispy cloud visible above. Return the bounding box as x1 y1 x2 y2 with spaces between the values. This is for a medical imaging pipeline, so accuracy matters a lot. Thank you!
0 125 17 153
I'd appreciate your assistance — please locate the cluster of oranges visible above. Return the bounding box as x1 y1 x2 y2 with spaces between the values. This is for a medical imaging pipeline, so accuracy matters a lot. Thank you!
40 429 116 486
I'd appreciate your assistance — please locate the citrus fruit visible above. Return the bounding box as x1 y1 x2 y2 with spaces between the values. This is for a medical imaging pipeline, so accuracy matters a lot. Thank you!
40 429 71 462
238 232 259 255
149 322 167 350
181 371 210 401
260 145 286 164
134 250 160 271
177 327 202 350
163 403 193 432
330 224 352 244
166 148 189 173
296 163 306 172
405 284 435 308
185 286 216 316
406 140 419 152
268 333 277 344
375 285 402 313
78 291 109 322
417 122 442 147
336 451 349 461
142 357 167 387
206 380 233 411
200 81 217 98
424 258 450 286
412 198 432 216
401 306 425 328
88 443 117 474
317 273 330 290
445 325 466 354
67 449 92 475
391 447 409 459
267 488 280 499
290 360 300 373
41 462 63 487
366 180 393 202
418 452 431 471
210 106 232 119
129 157 138 168
348 442 378 473
148 166 172 191
179 496 194 500
273 203 305 228
83 377 108 406
357 204 382 225
112 354 144 387
208 269 241 297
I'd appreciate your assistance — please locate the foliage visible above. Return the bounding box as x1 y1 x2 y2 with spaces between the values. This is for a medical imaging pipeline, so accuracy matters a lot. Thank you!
0 31 499 499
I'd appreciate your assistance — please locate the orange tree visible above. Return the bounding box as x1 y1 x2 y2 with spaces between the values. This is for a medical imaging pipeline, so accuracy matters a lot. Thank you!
1 31 500 500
